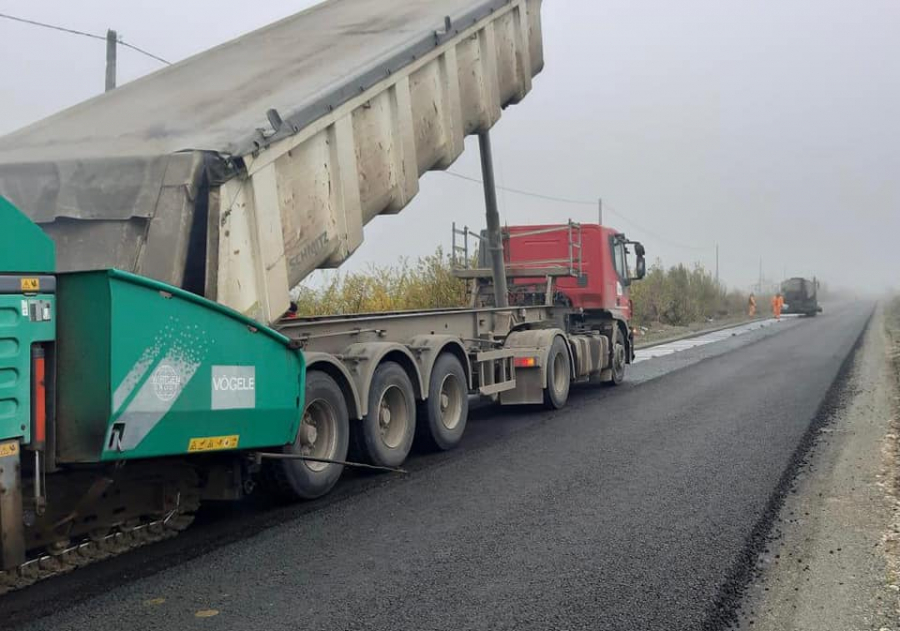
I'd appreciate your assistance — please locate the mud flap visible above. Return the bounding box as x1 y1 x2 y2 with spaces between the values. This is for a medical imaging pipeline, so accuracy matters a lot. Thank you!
500 367 544 405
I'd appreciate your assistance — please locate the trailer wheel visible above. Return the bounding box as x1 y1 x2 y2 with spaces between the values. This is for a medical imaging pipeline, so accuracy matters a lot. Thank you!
417 353 468 451
609 329 627 386
354 361 416 467
259 371 349 500
544 336 571 409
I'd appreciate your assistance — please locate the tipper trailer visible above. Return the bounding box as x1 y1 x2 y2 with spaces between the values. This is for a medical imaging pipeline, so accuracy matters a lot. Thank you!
0 0 646 592
274 221 645 494
0 0 546 329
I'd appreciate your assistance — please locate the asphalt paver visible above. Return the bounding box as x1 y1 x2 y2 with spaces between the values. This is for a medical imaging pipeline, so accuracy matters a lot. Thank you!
6 302 873 631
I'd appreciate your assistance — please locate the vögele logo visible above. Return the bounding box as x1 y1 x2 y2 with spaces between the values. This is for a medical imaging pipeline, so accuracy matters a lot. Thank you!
211 366 256 410
152 364 181 401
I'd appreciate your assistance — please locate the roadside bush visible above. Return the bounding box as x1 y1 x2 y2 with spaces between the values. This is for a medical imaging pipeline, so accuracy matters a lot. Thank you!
293 248 468 315
629 259 748 327
293 247 749 326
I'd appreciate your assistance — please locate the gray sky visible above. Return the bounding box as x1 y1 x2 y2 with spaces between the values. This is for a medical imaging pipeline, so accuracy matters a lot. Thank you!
1 0 897 292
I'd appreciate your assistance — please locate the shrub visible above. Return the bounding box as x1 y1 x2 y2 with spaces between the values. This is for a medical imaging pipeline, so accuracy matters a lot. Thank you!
293 248 468 315
629 260 748 326
293 248 750 326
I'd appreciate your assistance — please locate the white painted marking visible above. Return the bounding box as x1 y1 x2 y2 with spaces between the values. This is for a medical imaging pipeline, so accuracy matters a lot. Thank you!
112 347 159 413
633 318 789 364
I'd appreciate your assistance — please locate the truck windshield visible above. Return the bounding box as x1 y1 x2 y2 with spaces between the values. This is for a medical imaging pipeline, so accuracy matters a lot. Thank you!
612 240 627 280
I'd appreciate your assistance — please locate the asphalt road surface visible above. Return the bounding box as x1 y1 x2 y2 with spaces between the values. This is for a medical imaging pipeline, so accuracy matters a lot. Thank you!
4 302 873 631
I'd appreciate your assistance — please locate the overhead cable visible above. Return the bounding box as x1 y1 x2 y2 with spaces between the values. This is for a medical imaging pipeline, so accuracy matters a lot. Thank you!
0 12 171 65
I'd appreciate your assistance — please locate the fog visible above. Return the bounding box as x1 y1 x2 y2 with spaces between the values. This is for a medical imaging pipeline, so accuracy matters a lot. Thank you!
1 0 897 293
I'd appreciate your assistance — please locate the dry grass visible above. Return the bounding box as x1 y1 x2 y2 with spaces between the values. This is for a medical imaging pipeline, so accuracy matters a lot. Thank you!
887 297 900 367
294 248 468 315
293 248 752 326
629 259 750 326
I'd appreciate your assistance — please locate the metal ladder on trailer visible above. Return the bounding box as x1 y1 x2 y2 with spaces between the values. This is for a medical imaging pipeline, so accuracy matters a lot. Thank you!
450 220 585 307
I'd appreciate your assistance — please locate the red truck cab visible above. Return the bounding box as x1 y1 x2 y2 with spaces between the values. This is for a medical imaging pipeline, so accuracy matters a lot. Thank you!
503 223 645 321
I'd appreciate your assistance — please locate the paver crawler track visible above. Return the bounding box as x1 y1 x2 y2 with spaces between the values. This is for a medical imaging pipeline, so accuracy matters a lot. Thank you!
0 503 198 596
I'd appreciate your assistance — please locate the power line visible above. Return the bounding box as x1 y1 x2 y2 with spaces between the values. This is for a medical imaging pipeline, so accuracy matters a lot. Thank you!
442 171 598 206
0 12 105 41
118 41 171 66
600 201 711 253
0 12 171 65
440 170 713 252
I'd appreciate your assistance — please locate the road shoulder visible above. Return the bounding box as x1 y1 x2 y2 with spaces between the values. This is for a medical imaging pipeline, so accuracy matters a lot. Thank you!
734 304 900 630
634 315 761 349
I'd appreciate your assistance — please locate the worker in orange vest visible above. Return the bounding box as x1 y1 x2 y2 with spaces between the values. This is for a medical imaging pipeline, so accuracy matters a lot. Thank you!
771 293 784 320
748 293 757 317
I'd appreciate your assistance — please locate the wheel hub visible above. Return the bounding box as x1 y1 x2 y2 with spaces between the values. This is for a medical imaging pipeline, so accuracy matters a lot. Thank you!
553 350 568 393
438 374 463 430
299 421 318 448
376 385 408 449
296 399 338 471
614 344 626 374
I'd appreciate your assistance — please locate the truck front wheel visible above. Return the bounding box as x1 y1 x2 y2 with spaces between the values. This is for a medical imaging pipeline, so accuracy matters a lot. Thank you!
544 337 571 409
353 362 417 467
609 329 627 386
417 353 468 451
259 371 350 500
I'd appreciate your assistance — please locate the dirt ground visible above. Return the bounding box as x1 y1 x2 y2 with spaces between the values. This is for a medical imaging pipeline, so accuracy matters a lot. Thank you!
732 301 900 630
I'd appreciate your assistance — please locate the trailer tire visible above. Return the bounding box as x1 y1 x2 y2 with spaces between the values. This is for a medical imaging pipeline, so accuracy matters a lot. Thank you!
416 353 468 451
259 371 349 501
544 336 571 409
353 361 416 467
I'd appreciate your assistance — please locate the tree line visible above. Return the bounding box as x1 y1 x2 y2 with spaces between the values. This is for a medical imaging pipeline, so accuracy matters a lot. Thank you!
294 249 751 326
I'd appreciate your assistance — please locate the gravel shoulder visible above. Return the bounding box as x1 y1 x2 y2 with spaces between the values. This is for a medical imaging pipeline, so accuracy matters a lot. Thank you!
733 302 900 630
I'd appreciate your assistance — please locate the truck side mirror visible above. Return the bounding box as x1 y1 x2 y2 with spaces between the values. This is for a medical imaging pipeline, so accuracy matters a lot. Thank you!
627 241 646 281
634 256 646 280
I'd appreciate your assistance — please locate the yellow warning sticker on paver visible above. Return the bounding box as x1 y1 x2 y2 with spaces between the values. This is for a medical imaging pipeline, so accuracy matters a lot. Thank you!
0 441 20 458
20 278 39 292
187 435 239 452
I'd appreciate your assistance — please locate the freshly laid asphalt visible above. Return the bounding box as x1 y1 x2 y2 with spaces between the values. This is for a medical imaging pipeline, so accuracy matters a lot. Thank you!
4 302 873 631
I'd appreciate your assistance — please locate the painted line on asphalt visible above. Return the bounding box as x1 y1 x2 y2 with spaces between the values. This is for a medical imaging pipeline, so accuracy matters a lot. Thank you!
634 316 800 364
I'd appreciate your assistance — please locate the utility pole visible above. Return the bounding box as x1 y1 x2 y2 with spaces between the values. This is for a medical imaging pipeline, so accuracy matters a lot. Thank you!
715 244 719 287
758 257 763 294
105 29 117 92
598 198 603 225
